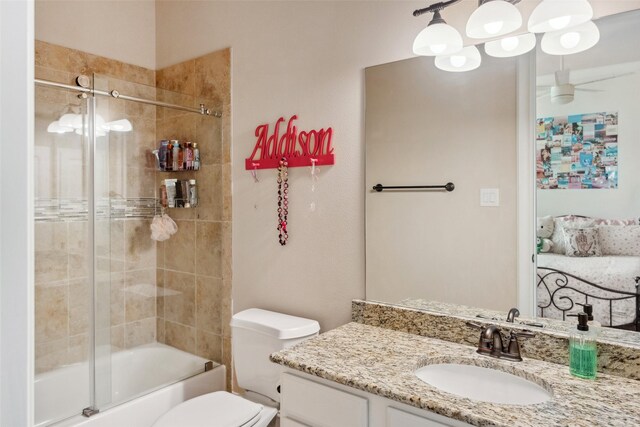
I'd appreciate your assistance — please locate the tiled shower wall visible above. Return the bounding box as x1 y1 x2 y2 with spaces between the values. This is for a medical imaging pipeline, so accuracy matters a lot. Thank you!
34 41 231 379
154 49 232 388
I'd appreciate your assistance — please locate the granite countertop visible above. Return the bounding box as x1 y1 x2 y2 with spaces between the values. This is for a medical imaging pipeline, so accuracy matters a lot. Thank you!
270 322 640 427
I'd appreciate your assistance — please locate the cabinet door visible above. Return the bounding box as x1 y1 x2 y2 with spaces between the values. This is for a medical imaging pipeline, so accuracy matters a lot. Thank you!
387 407 454 427
281 373 368 427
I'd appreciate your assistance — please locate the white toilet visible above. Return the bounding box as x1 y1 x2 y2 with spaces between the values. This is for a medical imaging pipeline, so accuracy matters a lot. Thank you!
153 308 320 427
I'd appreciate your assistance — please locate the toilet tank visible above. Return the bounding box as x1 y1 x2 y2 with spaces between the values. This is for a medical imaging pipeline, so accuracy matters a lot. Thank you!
231 309 320 403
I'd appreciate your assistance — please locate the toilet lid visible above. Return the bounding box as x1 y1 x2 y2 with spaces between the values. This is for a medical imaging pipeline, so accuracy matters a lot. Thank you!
153 391 263 427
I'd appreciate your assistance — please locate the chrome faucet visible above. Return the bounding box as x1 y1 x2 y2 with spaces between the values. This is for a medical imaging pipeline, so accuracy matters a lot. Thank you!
466 322 535 362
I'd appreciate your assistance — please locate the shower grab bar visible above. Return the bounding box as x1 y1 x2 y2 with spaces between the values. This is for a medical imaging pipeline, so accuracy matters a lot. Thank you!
35 78 222 118
372 182 455 192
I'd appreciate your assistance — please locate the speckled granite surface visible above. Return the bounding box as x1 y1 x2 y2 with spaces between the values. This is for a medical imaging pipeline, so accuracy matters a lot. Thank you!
353 300 640 380
271 322 640 427
397 298 640 347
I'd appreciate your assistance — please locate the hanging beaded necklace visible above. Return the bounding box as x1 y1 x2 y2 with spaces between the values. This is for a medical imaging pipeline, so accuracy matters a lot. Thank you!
277 157 289 245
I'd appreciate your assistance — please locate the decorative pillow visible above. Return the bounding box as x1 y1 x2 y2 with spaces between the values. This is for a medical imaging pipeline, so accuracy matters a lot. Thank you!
551 217 595 254
597 225 640 256
592 218 639 226
563 227 602 257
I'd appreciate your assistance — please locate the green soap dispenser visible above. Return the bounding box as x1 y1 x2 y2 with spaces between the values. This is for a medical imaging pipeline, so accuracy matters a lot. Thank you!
569 312 597 380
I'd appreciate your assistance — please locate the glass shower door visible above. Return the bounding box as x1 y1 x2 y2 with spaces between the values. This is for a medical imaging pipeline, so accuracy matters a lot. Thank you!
34 85 93 426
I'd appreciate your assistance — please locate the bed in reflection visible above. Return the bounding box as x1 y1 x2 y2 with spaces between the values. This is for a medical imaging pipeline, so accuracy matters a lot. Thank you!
536 216 640 331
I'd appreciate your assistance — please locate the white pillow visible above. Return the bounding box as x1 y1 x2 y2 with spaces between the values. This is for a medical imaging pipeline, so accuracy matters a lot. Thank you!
563 227 602 257
597 225 640 256
551 217 595 254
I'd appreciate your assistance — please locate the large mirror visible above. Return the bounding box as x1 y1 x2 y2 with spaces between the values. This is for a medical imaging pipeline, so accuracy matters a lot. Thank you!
365 9 640 337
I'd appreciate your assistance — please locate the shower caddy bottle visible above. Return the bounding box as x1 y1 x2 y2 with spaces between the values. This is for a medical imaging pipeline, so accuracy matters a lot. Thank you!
569 312 597 380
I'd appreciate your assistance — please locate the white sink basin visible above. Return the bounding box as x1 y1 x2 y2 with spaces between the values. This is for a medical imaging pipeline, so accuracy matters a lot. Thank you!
415 363 552 405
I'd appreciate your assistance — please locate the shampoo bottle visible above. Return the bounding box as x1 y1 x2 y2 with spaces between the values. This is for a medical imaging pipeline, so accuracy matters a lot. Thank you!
569 312 597 380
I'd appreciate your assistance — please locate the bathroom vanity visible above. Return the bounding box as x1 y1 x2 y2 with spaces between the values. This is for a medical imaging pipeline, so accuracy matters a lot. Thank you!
271 321 640 427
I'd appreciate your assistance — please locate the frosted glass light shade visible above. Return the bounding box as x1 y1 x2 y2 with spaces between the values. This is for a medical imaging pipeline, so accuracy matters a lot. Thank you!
466 1 523 39
541 20 599 55
413 22 463 56
485 33 536 57
106 119 133 132
47 121 73 134
528 0 593 33
59 113 82 129
435 46 482 72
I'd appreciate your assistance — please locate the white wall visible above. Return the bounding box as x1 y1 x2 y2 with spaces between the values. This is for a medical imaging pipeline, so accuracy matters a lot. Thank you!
1 1 34 425
35 0 156 69
537 72 640 219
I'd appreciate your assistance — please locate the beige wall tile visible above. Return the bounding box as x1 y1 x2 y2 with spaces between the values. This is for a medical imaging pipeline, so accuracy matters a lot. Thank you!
156 268 165 317
125 219 156 270
164 220 196 273
35 283 69 342
156 318 165 343
221 279 232 338
195 221 222 278
68 278 90 336
195 329 222 362
35 40 70 72
35 337 68 374
164 321 196 353
163 270 196 327
68 334 89 365
35 221 68 253
110 272 125 326
195 165 222 221
195 276 222 335
125 318 156 348
194 49 230 106
35 251 68 284
222 165 232 222
222 336 233 392
125 269 156 322
195 112 222 166
111 325 125 351
156 60 196 96
222 103 231 164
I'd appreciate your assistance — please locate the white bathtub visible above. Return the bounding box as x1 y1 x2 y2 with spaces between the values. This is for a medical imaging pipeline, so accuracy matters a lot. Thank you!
36 343 225 427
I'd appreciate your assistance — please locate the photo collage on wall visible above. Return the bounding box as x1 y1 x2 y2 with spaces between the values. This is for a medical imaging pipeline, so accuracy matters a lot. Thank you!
536 112 618 189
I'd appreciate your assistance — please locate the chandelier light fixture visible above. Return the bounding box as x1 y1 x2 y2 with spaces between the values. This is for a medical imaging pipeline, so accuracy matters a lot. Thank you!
412 0 597 72
435 45 482 72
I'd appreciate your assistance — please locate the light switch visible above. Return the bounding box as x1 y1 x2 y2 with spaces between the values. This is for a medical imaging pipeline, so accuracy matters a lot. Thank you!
480 188 500 207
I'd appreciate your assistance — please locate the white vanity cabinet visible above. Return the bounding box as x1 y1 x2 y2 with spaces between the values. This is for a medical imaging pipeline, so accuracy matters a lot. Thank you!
279 371 472 427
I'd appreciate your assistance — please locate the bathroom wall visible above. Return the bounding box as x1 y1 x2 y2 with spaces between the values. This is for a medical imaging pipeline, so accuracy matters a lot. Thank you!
155 1 640 332
34 41 158 373
35 0 156 69
154 49 232 386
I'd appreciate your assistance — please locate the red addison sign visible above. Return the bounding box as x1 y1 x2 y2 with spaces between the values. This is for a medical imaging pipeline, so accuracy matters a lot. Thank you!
245 115 335 170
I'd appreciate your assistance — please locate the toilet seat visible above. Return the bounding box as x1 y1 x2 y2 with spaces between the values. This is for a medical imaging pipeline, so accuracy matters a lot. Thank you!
152 391 263 427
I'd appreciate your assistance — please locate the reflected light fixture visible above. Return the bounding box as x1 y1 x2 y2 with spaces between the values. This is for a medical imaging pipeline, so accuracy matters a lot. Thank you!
484 32 536 57
48 108 133 136
413 9 463 56
541 20 599 55
466 0 523 39
435 45 482 72
528 0 593 33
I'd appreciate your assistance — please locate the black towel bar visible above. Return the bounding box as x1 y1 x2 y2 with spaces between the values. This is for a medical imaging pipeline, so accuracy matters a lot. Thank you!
372 182 455 192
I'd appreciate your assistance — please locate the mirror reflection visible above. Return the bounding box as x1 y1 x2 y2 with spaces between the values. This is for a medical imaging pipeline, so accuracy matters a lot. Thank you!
365 9 640 336
535 10 640 332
